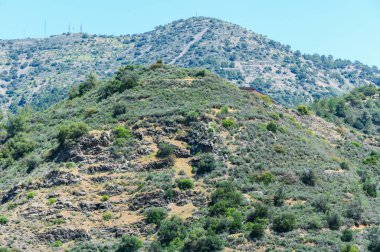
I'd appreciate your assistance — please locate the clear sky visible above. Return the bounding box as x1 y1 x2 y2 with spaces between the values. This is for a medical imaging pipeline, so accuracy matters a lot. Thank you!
0 0 379 67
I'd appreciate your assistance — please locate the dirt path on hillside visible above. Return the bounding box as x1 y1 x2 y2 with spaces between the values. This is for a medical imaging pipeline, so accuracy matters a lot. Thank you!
170 28 208 64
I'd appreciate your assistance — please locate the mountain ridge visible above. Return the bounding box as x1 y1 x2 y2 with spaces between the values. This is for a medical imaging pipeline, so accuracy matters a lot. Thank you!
1 16 380 111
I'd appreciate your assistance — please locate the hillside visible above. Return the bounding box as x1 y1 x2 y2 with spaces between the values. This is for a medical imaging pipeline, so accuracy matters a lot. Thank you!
1 17 380 111
0 65 379 251
312 85 380 138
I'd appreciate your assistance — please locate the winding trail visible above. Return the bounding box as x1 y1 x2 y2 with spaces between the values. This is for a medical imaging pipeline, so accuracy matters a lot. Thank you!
170 28 208 65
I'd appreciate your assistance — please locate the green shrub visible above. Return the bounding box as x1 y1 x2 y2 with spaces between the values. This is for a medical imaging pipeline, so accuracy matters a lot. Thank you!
47 197 58 205
194 154 217 174
102 211 112 221
266 122 278 133
328 212 342 230
273 213 296 233
301 169 316 186
114 126 132 140
156 142 175 158
113 102 127 117
363 180 377 197
368 227 380 251
341 229 354 242
340 161 350 170
273 187 285 207
185 110 199 124
157 216 186 245
221 118 235 128
116 235 143 252
247 204 268 222
52 240 63 247
101 195 110 202
4 134 35 160
57 122 89 146
144 207 168 225
342 244 359 252
26 191 36 199
176 178 194 190
183 232 224 252
249 222 266 239
0 216 9 225
313 196 330 213
297 105 309 115
308 215 322 230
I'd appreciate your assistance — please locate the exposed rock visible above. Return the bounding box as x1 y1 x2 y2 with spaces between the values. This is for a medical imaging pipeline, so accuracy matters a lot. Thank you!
1 184 22 204
141 158 174 170
37 228 90 242
85 164 121 174
43 170 82 187
79 201 112 211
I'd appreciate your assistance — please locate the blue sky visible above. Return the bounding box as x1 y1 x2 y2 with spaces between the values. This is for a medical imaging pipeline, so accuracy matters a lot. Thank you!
0 0 379 66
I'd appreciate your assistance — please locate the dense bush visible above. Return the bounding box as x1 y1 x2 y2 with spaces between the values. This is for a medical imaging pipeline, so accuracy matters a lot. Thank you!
157 216 186 246
301 169 316 186
341 229 353 242
176 178 194 190
144 207 168 225
0 215 8 225
194 154 217 174
116 235 143 252
183 229 224 252
368 227 380 251
156 142 175 158
273 213 296 233
266 122 278 133
113 102 127 117
247 203 268 222
221 118 235 128
249 222 266 239
328 212 342 230
57 122 89 146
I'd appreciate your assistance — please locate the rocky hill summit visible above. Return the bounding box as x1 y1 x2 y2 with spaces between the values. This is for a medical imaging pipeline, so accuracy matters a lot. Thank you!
1 17 380 111
0 65 379 251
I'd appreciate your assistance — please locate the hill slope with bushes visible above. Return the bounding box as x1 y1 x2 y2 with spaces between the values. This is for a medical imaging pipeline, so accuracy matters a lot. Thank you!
1 17 380 111
0 65 379 251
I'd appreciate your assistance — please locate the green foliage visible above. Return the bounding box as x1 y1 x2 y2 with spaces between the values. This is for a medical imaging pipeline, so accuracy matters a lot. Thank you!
176 178 194 190
144 207 168 225
116 235 143 252
47 198 58 205
185 110 199 124
183 230 224 252
221 118 235 128
156 142 175 158
194 154 217 175
297 105 309 115
2 133 35 160
273 187 286 207
113 102 127 117
328 212 342 230
273 213 296 233
52 240 63 247
249 222 266 239
266 122 278 133
57 122 89 146
5 109 29 138
69 74 98 99
102 211 112 221
101 195 110 202
308 215 322 230
363 180 377 197
341 229 354 242
157 216 186 246
301 169 316 186
368 227 380 252
26 191 36 199
341 244 359 252
0 215 9 225
247 204 268 222
113 125 132 140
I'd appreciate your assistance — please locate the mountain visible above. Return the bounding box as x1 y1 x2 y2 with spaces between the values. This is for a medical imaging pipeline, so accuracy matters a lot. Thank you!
0 65 379 251
1 17 380 111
